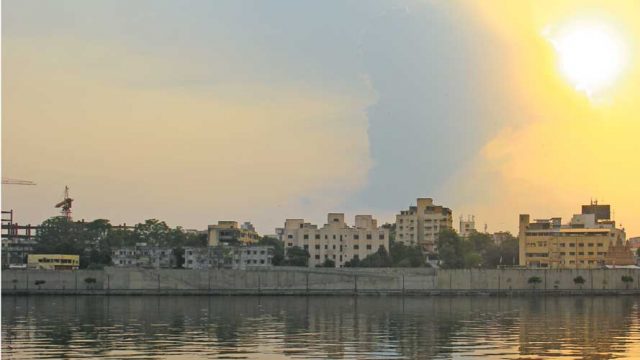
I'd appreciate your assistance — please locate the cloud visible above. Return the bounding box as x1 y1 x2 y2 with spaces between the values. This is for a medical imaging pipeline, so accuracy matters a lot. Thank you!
2 37 374 231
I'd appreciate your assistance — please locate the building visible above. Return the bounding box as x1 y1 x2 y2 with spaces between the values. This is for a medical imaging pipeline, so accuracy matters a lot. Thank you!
518 202 633 269
282 213 390 268
459 215 476 238
395 198 453 253
27 254 79 270
1 210 39 268
183 244 274 270
111 243 175 268
208 221 260 246
492 231 514 245
234 245 274 270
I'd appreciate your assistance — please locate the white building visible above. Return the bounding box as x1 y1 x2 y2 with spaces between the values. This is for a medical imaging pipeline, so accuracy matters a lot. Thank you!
459 215 476 238
395 198 453 253
183 245 274 270
111 243 175 268
282 213 390 268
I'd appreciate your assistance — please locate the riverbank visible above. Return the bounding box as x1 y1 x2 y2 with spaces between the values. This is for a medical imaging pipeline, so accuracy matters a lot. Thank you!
3 267 639 296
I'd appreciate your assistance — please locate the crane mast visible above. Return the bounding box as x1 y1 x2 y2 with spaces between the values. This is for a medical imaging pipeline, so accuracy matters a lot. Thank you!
55 186 73 220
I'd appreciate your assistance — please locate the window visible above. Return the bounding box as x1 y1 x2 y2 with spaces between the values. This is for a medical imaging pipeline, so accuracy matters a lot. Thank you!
303 245 309 250
578 252 584 255
569 252 575 255
366 234 372 240
354 234 359 240
315 244 320 249
588 252 594 255
287 242 293 247
569 243 575 247
303 234 309 239
324 245 328 250
260 260 265 264
379 234 385 240
578 243 584 247
315 234 320 239
315 255 320 259
366 244 372 250
353 245 359 250
333 245 336 250
597 243 604 247
288 234 293 239
588 243 594 247
333 235 336 239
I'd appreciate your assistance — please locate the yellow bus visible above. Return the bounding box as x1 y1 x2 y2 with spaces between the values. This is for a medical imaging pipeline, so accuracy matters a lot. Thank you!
27 254 80 270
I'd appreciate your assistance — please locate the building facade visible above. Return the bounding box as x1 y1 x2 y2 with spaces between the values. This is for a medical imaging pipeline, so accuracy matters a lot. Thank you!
1 210 39 268
111 243 175 268
282 213 390 268
183 245 274 270
27 254 79 270
208 221 260 246
459 215 476 238
395 198 453 253
518 202 633 269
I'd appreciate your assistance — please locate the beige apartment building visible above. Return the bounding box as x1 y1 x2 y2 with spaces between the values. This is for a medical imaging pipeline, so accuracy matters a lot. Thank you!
282 213 390 267
518 202 633 269
395 198 453 253
208 221 260 246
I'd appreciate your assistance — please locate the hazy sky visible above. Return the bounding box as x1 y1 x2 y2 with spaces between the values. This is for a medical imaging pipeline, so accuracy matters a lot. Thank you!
3 0 640 236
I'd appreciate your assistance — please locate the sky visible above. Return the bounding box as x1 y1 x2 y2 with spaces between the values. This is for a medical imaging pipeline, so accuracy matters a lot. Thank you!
3 0 640 236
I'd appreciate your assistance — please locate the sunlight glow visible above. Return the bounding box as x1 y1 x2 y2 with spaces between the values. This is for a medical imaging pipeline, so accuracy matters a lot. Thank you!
547 21 627 97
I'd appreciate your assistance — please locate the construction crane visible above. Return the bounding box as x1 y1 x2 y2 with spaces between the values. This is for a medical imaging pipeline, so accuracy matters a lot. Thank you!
2 178 36 185
55 186 73 220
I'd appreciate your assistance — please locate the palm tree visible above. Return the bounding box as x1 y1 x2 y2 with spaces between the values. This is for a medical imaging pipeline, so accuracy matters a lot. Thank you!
573 275 585 290
528 276 542 290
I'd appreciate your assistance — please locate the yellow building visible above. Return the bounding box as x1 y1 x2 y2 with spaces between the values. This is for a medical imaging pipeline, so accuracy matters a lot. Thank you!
27 254 80 270
395 198 453 253
208 221 260 246
518 202 630 269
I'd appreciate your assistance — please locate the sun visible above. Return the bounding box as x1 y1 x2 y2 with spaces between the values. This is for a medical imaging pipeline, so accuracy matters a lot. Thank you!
546 21 628 97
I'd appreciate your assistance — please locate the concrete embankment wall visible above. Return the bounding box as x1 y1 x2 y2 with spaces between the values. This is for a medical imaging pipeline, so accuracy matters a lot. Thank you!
2 267 640 295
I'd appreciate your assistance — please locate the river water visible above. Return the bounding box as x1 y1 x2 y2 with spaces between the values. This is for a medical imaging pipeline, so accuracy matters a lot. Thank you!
2 296 639 359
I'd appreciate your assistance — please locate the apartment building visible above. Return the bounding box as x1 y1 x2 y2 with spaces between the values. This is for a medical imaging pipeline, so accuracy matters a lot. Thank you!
518 202 634 269
395 198 453 253
183 244 274 270
282 213 389 268
111 243 175 268
459 215 476 238
208 221 260 246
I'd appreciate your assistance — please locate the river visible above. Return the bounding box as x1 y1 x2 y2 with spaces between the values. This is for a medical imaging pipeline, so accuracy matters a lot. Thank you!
2 296 639 359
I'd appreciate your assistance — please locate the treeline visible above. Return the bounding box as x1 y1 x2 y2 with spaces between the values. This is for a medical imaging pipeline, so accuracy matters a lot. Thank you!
35 217 206 268
436 229 519 269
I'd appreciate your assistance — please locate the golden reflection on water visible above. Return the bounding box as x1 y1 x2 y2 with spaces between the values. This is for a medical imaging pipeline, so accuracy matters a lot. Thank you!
2 296 639 359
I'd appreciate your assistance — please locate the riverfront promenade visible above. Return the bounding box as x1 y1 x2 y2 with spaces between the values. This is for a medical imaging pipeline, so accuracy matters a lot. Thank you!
2 267 640 296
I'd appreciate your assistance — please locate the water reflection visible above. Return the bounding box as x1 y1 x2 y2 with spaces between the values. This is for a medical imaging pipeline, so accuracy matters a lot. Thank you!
2 296 639 359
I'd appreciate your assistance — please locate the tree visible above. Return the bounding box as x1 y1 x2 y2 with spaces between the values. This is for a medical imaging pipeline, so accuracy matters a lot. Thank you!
528 276 542 290
573 275 586 289
357 246 392 268
259 236 285 265
285 246 309 267
134 219 170 246
390 242 425 267
35 280 46 290
436 229 466 269
317 259 335 268
622 275 634 289
84 277 97 290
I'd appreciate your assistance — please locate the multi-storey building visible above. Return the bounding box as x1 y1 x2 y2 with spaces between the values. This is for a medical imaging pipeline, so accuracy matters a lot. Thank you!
111 243 175 268
395 198 453 253
282 213 389 268
518 202 634 269
208 221 260 246
183 244 274 270
1 210 39 268
459 215 476 238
